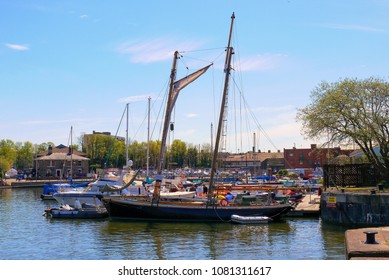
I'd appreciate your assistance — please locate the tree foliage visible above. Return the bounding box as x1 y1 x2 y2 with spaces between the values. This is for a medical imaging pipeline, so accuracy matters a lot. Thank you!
0 140 17 176
15 141 35 170
297 77 389 179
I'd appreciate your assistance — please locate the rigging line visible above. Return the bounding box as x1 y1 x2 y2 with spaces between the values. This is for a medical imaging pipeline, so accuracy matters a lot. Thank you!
104 104 127 167
179 47 226 54
130 77 169 143
229 75 279 151
245 98 279 151
228 74 254 152
180 49 227 68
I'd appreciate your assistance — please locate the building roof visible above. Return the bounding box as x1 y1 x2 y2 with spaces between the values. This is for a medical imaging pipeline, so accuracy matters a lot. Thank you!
224 152 283 162
37 153 89 161
37 144 87 157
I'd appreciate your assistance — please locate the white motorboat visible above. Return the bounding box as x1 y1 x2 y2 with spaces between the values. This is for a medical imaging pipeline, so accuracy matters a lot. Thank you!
52 170 145 207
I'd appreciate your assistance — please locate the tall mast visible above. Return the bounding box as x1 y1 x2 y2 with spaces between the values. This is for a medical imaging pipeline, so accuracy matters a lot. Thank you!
208 12 235 200
152 51 211 203
126 103 129 167
146 96 151 177
152 51 179 203
158 51 179 175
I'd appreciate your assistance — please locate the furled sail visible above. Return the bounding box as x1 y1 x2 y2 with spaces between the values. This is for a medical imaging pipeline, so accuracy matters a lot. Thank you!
169 63 213 113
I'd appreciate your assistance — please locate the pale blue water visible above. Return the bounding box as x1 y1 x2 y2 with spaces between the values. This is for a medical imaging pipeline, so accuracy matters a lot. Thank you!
0 187 348 260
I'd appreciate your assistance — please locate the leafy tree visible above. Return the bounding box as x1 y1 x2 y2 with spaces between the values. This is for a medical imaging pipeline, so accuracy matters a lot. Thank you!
0 140 17 171
128 140 147 169
198 143 212 168
83 134 113 168
297 77 389 179
15 141 35 170
171 139 187 168
148 140 161 171
186 145 198 168
0 158 9 178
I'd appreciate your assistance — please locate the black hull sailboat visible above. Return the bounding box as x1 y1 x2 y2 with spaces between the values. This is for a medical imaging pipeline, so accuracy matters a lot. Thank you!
103 198 291 222
102 13 292 222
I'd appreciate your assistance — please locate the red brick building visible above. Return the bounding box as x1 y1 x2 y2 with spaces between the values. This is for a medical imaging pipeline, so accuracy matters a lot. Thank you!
283 144 353 170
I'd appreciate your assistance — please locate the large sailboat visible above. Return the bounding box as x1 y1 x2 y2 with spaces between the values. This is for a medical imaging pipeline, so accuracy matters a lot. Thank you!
102 13 292 222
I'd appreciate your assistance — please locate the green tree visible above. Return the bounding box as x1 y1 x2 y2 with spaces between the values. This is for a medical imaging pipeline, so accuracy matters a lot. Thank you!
15 141 35 170
83 134 116 168
198 143 212 168
128 140 147 169
171 139 187 168
0 140 17 172
186 144 198 168
297 77 389 179
148 140 161 171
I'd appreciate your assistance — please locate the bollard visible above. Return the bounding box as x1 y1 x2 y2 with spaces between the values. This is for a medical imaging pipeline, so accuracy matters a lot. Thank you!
364 231 378 244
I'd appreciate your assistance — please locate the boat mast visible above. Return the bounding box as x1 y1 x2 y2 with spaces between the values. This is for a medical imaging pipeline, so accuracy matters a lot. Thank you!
152 51 212 203
158 51 179 175
146 96 151 177
208 12 235 201
152 51 179 203
70 125 73 180
126 103 129 167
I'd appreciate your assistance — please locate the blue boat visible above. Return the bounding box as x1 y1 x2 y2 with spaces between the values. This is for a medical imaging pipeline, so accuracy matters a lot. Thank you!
40 181 89 200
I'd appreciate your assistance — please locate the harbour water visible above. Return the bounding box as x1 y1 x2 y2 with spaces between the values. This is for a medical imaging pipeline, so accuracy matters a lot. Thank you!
0 187 350 260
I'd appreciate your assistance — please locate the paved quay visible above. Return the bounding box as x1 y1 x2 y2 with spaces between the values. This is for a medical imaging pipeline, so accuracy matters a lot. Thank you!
345 227 389 259
287 193 320 217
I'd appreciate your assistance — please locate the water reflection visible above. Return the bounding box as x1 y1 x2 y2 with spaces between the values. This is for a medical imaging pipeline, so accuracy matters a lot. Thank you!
0 188 347 260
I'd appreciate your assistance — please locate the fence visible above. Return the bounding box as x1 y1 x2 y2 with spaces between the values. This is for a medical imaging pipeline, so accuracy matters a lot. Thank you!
323 163 380 189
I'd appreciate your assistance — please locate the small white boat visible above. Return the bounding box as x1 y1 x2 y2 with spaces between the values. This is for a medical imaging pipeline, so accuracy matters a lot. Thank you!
230 214 273 224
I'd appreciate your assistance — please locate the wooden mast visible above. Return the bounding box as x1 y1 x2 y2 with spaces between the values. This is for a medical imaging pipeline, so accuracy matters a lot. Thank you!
208 12 235 201
152 51 179 203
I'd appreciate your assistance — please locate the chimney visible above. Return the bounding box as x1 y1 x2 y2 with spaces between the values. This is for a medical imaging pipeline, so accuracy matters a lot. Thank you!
48 145 53 155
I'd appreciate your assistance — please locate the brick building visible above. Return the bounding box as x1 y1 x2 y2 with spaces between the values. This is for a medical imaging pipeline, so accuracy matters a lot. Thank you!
34 144 90 179
223 151 284 176
283 144 353 170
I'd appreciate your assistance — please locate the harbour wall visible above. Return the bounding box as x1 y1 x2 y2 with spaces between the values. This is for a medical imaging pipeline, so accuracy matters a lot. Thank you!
321 191 389 226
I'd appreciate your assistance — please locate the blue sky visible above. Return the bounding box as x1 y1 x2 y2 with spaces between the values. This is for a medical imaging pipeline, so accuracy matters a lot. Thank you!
1 0 388 153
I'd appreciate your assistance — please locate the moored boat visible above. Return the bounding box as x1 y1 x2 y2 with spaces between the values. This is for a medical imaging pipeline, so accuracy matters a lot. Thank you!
102 13 292 222
40 181 89 200
230 214 273 224
43 204 109 219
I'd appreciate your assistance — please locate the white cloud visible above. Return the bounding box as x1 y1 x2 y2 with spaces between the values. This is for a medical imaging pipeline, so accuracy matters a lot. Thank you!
322 23 384 33
236 53 287 72
5 43 29 51
117 95 154 103
186 113 198 118
116 38 205 64
80 14 88 19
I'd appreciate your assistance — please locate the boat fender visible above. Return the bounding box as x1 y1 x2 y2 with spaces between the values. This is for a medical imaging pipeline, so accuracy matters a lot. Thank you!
220 198 229 207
